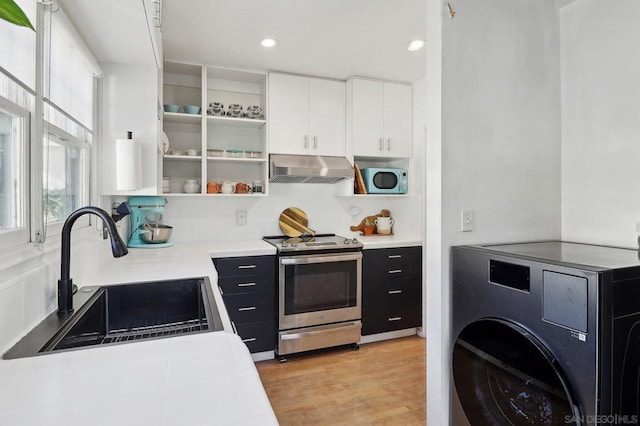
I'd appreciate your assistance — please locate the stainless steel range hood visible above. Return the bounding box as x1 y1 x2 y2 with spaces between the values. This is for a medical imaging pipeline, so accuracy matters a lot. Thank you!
269 154 354 184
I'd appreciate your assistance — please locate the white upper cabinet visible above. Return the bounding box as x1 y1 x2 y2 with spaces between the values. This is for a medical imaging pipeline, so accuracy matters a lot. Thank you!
268 73 309 155
349 78 412 158
268 73 346 156
308 78 346 156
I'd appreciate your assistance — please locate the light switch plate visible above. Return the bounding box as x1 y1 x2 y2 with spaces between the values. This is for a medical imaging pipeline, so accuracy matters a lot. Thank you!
461 209 474 232
236 210 247 226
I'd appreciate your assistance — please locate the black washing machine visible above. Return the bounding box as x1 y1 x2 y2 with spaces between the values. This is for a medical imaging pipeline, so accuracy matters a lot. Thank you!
451 241 640 425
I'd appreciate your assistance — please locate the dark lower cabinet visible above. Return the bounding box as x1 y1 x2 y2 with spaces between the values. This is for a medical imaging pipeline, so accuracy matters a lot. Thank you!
234 320 276 353
213 255 276 353
362 246 422 336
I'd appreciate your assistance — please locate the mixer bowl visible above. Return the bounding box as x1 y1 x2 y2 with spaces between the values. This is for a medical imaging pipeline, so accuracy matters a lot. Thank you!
141 224 173 244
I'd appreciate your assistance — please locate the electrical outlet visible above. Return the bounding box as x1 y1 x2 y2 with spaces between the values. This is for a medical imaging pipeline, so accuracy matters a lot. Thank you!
461 209 474 232
236 210 247 226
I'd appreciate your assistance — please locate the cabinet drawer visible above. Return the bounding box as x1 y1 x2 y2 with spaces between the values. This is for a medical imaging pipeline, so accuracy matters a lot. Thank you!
363 247 422 279
218 275 274 296
234 320 276 353
223 293 275 323
363 276 421 309
362 305 422 335
213 256 275 278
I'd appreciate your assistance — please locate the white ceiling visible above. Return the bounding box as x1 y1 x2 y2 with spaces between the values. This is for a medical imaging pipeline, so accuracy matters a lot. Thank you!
162 0 426 83
61 0 426 83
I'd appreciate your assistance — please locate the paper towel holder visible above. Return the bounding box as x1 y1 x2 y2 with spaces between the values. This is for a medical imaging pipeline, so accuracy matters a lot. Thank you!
115 131 142 191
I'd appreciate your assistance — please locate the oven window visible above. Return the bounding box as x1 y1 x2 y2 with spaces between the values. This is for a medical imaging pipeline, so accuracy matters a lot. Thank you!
373 172 398 189
284 260 358 314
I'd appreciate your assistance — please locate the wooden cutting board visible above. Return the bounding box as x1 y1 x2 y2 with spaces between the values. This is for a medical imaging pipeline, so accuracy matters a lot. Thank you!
279 207 316 237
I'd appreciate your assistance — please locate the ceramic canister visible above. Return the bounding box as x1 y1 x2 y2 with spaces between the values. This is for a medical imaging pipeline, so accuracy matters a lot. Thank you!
183 179 200 193
374 217 393 234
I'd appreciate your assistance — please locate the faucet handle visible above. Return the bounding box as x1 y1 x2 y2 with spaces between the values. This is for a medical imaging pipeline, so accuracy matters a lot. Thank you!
111 202 131 223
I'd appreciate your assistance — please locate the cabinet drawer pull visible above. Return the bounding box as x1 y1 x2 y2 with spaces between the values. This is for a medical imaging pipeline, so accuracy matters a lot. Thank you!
378 137 383 151
388 254 402 259
388 290 402 294
231 321 238 334
313 135 318 149
242 337 257 343
388 317 402 322
386 138 391 150
238 282 256 287
388 269 403 274
218 285 224 295
238 306 257 311
304 135 309 149
238 265 257 269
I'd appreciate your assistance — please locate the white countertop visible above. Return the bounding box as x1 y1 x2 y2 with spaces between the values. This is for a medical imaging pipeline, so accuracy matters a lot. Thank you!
0 333 277 425
359 235 422 249
0 239 279 426
0 236 422 425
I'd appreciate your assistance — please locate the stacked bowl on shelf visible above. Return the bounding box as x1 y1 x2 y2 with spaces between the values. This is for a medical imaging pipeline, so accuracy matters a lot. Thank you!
163 104 201 114
206 102 264 119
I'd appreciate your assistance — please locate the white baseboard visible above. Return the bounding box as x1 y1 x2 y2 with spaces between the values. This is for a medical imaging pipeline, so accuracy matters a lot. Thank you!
359 328 421 344
251 350 275 362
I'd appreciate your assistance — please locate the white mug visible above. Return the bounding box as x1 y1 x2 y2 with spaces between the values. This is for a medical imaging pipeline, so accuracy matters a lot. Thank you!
374 217 393 234
221 181 235 194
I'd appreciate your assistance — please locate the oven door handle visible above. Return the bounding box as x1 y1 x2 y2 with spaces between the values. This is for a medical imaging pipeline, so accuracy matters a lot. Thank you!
280 252 362 265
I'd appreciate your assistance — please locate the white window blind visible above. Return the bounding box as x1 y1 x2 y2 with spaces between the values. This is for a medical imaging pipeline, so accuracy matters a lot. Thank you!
43 2 101 131
0 0 36 91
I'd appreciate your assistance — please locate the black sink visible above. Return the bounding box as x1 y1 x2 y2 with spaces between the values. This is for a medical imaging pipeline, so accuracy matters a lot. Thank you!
3 277 224 359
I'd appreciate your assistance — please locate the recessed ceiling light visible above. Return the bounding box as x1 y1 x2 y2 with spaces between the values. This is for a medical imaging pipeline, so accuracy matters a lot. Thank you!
407 39 425 52
260 38 279 48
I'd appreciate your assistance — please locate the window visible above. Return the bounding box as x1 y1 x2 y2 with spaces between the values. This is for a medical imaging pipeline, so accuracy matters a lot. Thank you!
0 0 99 249
43 128 87 224
0 96 29 249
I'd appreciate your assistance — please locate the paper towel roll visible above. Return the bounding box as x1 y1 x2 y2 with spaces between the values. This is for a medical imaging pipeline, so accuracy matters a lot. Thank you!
115 136 141 190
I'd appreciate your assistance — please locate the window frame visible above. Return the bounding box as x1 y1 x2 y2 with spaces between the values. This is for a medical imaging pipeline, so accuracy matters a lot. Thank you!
0 95 30 250
40 121 91 236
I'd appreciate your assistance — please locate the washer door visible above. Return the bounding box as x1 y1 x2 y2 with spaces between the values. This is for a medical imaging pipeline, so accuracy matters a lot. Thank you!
453 319 580 425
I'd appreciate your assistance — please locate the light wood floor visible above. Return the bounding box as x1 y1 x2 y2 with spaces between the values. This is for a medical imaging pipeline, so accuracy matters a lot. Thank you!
255 336 426 425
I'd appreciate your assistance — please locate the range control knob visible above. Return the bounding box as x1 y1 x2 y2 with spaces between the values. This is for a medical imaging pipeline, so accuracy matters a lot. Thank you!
344 239 351 244
291 243 298 248
352 238 359 244
282 241 288 248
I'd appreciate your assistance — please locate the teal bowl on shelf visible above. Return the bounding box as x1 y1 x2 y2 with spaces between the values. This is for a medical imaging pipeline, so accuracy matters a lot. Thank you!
183 105 201 114
163 104 180 113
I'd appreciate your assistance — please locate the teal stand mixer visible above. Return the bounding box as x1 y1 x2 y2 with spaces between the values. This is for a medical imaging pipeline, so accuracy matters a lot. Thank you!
127 196 173 248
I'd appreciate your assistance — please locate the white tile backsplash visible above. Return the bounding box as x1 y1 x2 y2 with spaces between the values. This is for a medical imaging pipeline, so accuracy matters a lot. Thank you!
0 227 118 353
0 283 24 354
163 183 423 243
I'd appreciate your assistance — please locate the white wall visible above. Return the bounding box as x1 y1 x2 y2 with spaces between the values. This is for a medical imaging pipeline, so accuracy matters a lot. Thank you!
101 62 160 196
426 0 562 424
560 0 640 248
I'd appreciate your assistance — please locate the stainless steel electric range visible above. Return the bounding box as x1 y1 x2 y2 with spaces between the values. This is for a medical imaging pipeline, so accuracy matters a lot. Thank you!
262 234 363 361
